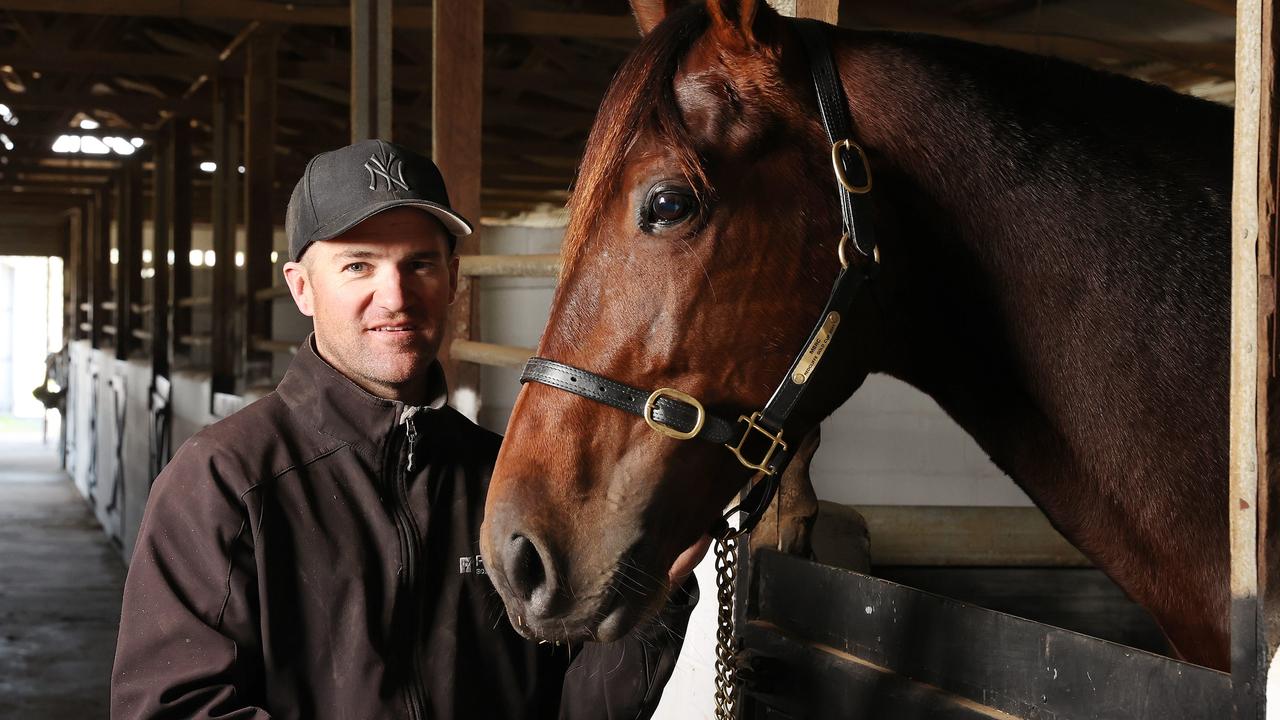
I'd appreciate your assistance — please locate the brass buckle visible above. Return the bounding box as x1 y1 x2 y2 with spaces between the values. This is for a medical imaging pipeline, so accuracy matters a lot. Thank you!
831 139 873 194
727 412 788 475
644 387 705 441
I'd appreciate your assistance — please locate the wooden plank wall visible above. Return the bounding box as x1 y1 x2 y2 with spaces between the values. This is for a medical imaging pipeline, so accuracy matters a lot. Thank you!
1230 0 1277 716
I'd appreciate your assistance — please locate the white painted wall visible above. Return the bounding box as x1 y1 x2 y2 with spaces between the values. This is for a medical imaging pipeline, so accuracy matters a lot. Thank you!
472 222 1032 719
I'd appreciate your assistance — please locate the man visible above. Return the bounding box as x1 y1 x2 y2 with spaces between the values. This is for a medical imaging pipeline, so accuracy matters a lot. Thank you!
111 140 696 719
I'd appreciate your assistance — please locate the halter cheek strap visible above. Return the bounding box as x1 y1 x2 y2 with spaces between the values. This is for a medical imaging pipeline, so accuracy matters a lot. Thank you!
519 19 877 540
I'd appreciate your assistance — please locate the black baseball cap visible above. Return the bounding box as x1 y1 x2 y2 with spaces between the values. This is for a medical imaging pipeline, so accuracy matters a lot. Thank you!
285 139 474 262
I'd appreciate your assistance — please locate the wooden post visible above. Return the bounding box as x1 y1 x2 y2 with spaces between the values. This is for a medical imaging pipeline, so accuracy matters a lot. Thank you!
796 0 839 24
65 206 81 344
243 28 279 383
116 160 143 361
91 188 111 350
170 120 193 368
433 0 483 414
351 0 393 140
151 124 172 379
1231 0 1279 716
210 77 240 396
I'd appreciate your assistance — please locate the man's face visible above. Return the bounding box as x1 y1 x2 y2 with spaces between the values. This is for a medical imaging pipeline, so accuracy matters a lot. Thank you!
283 207 459 400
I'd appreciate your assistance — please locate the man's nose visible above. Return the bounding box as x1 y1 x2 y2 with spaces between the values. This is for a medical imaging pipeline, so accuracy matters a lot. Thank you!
373 268 413 310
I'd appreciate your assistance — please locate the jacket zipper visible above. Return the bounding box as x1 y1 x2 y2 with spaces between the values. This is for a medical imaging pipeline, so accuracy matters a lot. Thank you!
389 413 429 720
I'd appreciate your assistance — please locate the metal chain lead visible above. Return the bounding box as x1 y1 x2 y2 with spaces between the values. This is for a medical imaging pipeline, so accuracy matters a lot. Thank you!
713 535 740 720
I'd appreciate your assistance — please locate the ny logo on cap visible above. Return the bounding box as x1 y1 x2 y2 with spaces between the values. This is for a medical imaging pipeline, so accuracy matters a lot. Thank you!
364 151 410 192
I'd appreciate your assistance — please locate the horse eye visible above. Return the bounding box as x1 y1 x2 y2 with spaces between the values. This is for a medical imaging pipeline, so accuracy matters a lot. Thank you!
647 189 695 225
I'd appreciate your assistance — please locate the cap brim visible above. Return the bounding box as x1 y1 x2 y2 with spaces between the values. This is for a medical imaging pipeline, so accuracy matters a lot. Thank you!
312 198 474 245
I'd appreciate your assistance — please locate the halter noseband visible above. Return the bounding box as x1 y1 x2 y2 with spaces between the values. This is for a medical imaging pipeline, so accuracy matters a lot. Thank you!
519 20 878 540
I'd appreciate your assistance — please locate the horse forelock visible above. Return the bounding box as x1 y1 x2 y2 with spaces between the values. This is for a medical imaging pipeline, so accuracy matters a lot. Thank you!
561 5 713 281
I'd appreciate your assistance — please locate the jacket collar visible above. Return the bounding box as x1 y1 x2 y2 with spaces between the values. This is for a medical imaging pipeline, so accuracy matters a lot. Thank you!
277 334 449 468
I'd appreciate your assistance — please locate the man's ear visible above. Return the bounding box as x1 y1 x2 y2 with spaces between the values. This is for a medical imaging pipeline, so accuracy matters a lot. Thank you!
282 260 315 317
630 0 690 36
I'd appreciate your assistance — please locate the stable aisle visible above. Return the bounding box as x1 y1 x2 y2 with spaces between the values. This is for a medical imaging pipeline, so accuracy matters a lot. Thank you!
0 439 124 718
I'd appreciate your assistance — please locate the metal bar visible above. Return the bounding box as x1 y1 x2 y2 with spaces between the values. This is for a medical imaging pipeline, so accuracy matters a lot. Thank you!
177 334 212 346
350 0 392 140
243 28 279 381
100 301 118 312
177 296 212 308
132 329 152 342
449 339 532 369
458 253 560 277
434 0 484 405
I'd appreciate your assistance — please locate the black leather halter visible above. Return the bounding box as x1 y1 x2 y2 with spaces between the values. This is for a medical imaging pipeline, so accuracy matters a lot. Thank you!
519 19 878 540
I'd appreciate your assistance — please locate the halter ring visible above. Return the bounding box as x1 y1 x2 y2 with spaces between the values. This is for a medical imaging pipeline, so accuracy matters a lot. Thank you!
838 233 880 269
644 388 706 441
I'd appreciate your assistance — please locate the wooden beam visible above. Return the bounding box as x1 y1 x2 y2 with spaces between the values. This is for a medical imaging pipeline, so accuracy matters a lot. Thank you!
433 0 483 408
169 119 193 364
209 76 238 395
0 2 636 38
0 89 204 116
243 29 277 382
1231 0 1279 716
91 188 109 349
151 122 171 378
1185 0 1237 15
1260 0 1280 706
116 160 142 360
72 202 88 339
350 0 392 141
794 0 839 24
0 49 217 78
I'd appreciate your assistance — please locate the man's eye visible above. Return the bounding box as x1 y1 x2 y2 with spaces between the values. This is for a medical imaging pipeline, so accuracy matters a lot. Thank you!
344 262 368 273
644 187 696 227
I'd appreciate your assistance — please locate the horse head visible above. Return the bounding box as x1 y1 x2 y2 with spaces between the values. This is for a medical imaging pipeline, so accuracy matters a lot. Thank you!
481 0 884 642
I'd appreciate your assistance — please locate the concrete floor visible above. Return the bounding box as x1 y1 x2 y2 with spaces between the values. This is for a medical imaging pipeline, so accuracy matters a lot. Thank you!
0 438 124 719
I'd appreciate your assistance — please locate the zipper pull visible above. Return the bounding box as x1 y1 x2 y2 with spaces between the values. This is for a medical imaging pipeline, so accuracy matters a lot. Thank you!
405 416 419 473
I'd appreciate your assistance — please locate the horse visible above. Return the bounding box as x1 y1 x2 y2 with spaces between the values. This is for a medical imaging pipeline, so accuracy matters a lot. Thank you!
480 0 1232 671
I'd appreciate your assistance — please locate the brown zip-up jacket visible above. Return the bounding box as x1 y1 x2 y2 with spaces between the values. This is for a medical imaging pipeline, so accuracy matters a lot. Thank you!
111 338 695 720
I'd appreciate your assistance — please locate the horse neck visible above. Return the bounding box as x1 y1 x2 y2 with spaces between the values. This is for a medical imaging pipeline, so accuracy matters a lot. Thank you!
834 32 1231 558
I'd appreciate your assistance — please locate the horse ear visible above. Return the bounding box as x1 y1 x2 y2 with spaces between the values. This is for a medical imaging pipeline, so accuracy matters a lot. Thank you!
707 0 782 53
629 0 689 36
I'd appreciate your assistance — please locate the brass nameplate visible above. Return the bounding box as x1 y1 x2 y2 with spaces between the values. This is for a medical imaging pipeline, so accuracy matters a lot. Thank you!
792 312 841 385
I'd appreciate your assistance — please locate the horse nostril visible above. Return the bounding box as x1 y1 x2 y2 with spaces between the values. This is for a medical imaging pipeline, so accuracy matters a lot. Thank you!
508 534 547 603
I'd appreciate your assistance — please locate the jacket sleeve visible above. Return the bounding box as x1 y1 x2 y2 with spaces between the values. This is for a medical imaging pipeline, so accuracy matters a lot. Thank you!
557 578 698 720
110 438 270 720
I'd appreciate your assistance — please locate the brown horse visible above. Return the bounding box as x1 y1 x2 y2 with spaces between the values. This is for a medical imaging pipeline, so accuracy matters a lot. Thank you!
480 0 1232 670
